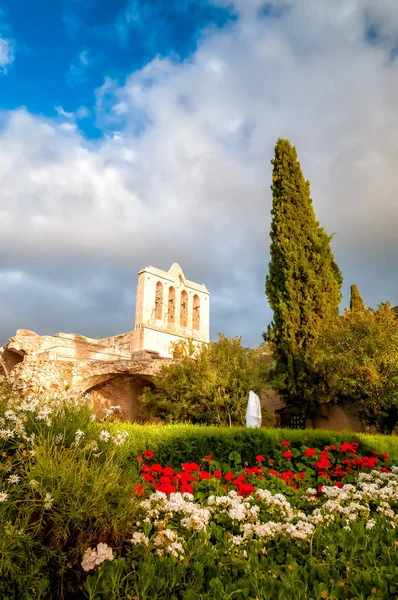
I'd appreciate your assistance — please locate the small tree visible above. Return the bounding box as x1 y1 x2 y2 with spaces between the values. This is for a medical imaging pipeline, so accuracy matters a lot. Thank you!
265 138 342 413
349 284 365 312
139 335 270 426
321 303 398 434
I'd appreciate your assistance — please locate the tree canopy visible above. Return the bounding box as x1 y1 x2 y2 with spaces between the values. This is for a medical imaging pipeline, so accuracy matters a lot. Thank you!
265 138 342 412
321 303 398 434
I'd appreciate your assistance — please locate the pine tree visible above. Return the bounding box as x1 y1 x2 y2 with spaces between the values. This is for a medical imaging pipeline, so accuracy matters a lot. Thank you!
265 138 342 411
349 284 365 312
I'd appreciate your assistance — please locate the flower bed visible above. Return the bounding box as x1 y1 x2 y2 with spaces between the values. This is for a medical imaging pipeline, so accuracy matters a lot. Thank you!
133 441 391 498
1 388 398 599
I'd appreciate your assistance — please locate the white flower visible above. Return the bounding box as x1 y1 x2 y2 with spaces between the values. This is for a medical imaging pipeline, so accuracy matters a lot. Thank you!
29 479 38 487
112 432 127 446
131 532 149 546
99 430 110 442
0 429 14 440
0 491 8 502
81 543 114 572
44 493 53 510
7 474 20 484
366 519 376 529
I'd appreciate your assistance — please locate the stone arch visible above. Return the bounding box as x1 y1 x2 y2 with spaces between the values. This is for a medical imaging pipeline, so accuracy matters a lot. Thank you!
2 349 24 374
168 286 175 323
155 281 163 320
180 290 188 327
192 294 200 330
86 374 154 421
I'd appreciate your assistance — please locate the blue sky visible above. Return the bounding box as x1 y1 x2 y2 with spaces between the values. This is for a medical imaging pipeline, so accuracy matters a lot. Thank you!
0 0 234 137
1 0 398 346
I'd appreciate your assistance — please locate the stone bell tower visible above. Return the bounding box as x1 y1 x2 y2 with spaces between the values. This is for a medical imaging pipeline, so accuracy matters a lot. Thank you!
131 263 210 358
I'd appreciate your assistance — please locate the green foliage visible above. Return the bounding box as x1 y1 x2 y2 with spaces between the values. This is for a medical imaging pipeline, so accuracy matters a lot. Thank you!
265 138 342 412
321 302 398 434
110 422 398 467
139 335 269 426
1 386 398 599
349 284 365 312
81 517 398 600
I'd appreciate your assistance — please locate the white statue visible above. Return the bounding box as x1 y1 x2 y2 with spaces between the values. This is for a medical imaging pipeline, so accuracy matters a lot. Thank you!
246 390 262 428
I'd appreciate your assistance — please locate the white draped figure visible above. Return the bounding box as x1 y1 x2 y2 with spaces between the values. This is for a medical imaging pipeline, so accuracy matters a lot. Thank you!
245 390 262 428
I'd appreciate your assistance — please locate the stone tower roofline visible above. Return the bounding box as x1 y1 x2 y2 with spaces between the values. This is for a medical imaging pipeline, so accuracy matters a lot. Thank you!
138 263 210 295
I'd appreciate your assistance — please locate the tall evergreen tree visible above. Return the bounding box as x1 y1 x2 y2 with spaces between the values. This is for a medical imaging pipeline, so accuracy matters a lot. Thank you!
349 284 365 312
265 138 342 412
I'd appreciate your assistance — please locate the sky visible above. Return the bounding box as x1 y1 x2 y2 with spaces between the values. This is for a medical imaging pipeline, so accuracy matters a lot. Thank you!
1 0 398 347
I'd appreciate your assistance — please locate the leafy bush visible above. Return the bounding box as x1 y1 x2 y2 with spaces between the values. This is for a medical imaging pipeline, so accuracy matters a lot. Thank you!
320 302 398 433
139 335 270 426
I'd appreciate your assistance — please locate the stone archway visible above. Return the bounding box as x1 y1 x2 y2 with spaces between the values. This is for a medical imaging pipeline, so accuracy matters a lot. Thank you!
2 349 24 375
86 374 154 421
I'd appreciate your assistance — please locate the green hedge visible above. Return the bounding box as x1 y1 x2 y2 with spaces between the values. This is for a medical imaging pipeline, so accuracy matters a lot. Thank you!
104 423 398 467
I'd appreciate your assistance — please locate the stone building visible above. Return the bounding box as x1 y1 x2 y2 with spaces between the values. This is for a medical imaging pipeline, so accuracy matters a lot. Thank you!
131 262 210 358
0 263 209 418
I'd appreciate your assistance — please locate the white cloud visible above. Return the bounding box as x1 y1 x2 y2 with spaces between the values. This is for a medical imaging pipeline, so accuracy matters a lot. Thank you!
2 0 398 343
0 36 14 73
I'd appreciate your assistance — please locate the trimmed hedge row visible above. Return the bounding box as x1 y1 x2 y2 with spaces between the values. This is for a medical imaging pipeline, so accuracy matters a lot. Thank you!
104 423 398 467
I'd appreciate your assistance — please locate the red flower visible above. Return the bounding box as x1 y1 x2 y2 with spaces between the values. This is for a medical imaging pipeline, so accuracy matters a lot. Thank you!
203 455 212 462
237 483 255 497
159 476 171 485
245 467 259 475
136 455 143 461
213 470 222 478
381 453 389 461
328 445 337 451
305 448 316 457
281 471 295 482
155 482 176 494
162 466 174 477
283 451 293 460
150 464 163 474
268 468 279 477
134 484 144 496
268 459 274 465
180 483 193 494
257 475 264 480
143 450 155 459
224 472 235 481
291 485 298 490
339 442 356 454
200 471 211 480
256 455 265 462
140 465 150 473
181 462 201 473
317 486 323 494
371 450 378 456
281 441 290 447
381 467 390 473
334 481 343 488
142 473 155 483
315 457 331 470
297 472 306 479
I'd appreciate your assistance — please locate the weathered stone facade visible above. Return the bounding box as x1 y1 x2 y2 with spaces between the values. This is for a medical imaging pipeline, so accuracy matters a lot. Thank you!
131 263 210 358
0 262 209 417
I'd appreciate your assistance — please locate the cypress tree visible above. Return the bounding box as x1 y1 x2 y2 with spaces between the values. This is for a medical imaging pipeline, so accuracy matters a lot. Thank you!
349 284 365 312
265 138 342 411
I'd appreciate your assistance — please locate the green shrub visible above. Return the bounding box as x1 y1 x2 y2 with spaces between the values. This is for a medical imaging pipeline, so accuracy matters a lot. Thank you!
104 422 398 468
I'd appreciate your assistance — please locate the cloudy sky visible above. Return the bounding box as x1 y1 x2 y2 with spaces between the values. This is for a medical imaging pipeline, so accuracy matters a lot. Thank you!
1 0 398 347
